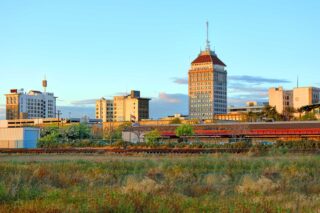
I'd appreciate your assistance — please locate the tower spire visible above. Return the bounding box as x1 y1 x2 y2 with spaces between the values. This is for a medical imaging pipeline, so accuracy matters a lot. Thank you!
206 21 210 51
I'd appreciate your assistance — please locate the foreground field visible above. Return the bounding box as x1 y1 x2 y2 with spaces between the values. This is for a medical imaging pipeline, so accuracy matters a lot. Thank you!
0 154 319 212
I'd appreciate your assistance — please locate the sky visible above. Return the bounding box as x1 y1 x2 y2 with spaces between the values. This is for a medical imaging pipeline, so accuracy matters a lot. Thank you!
1 0 320 119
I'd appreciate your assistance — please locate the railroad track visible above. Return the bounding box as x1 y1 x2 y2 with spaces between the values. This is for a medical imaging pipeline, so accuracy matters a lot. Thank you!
0 148 319 154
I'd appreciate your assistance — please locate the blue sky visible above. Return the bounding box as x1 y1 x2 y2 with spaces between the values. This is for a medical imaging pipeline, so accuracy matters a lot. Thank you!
1 0 320 119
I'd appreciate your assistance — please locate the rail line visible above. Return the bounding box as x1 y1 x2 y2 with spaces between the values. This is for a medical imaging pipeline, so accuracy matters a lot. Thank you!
0 148 319 154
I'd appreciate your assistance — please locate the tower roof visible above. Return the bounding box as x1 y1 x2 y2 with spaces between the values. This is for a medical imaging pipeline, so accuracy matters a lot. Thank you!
191 50 226 66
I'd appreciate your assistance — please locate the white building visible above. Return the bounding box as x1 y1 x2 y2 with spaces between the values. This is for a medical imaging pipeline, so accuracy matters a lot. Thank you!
5 79 57 120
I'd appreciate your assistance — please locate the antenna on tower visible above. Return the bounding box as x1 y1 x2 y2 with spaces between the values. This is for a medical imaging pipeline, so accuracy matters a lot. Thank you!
206 21 210 51
42 75 47 93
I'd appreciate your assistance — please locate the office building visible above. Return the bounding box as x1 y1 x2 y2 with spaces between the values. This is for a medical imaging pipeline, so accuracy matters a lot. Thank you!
5 79 57 120
113 90 150 122
269 86 320 114
96 98 113 122
188 22 227 120
96 90 150 122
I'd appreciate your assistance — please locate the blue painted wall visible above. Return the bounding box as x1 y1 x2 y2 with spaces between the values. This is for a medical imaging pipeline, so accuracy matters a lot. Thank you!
23 128 40 148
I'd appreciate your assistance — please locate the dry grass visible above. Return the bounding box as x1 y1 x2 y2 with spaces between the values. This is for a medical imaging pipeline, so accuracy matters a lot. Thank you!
0 154 319 212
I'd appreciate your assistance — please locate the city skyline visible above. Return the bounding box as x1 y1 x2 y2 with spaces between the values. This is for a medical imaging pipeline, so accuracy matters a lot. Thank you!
1 0 320 119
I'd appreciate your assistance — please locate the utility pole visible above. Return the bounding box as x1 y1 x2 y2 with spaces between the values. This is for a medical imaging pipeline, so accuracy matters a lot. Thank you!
56 110 62 128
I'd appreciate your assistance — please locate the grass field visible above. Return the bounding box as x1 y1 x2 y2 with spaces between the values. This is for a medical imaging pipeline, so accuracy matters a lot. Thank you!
0 153 319 212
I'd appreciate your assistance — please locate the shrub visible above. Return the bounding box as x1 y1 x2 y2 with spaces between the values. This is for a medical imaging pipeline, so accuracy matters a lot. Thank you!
236 175 280 195
144 130 161 147
176 124 194 142
170 118 182 124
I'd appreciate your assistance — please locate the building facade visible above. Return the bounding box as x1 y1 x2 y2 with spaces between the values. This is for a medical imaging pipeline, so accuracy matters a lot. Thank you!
96 98 113 122
5 89 56 120
228 101 268 114
293 87 320 110
188 24 227 120
0 127 40 148
113 90 150 122
96 90 150 122
268 87 293 114
269 86 320 114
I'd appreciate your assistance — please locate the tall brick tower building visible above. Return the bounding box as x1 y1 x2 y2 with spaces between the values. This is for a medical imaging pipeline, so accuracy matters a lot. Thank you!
188 22 227 120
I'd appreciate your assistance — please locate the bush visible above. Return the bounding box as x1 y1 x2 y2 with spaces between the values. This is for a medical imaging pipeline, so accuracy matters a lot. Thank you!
144 130 161 147
176 124 194 142
38 124 109 148
169 118 182 124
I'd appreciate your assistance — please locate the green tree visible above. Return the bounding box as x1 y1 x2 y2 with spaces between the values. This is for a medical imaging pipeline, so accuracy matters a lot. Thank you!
176 124 194 142
282 107 296 121
104 122 132 144
40 126 60 137
300 112 317 121
170 118 182 124
38 132 61 148
64 124 91 140
144 130 161 147
261 105 282 121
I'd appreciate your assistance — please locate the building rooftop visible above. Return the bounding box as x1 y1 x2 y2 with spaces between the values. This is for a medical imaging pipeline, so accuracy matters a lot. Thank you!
191 50 226 66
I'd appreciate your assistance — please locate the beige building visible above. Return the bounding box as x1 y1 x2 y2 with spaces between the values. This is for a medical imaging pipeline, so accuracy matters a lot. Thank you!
268 87 293 114
269 86 320 114
96 90 150 122
96 98 113 122
188 23 227 120
293 87 320 110
113 90 150 122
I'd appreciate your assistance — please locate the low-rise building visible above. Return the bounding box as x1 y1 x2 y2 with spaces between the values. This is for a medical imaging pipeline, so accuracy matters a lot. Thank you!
228 101 268 114
159 114 188 121
0 127 40 148
0 118 61 128
214 113 247 122
0 117 102 128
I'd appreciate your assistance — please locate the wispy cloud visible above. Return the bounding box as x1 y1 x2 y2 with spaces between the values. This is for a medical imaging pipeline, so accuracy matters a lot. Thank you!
172 77 188 85
150 93 188 118
157 92 184 104
57 106 95 118
228 83 268 95
228 95 268 106
60 93 189 120
228 75 290 85
70 99 96 106
228 82 269 106
172 75 290 86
